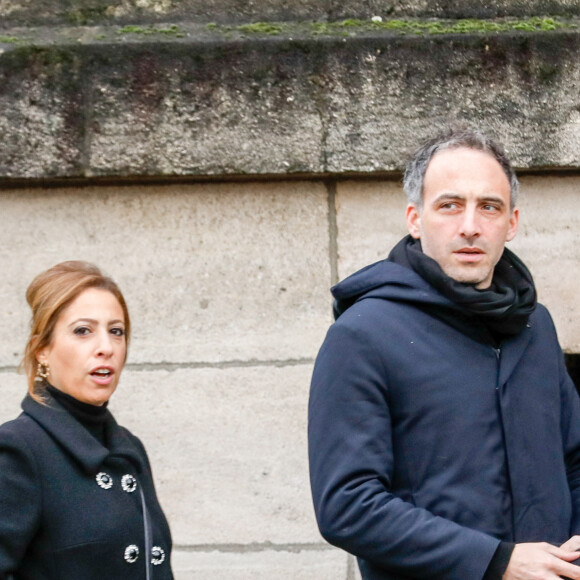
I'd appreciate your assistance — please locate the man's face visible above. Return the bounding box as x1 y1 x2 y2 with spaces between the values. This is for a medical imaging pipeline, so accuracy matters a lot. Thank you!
406 147 519 289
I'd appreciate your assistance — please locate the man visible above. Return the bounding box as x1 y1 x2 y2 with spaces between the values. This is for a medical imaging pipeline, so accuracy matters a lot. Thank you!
308 128 580 580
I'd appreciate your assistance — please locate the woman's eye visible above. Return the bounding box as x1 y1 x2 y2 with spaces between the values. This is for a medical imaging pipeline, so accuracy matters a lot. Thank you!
73 326 90 336
110 327 125 337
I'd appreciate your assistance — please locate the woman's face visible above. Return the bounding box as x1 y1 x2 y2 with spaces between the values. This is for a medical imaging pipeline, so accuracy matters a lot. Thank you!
37 287 127 406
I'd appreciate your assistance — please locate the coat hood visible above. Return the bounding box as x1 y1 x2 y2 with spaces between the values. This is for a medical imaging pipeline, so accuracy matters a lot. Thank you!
332 259 453 320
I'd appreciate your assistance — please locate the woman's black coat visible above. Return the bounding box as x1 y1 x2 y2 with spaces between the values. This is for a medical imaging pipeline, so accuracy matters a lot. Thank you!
0 394 173 579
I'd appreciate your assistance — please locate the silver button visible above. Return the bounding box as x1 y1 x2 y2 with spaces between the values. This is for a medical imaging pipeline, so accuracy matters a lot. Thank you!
96 472 113 490
121 474 137 493
151 545 166 565
124 544 139 563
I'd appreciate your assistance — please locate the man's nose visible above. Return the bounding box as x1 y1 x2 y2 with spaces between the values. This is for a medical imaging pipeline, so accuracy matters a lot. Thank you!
459 208 481 239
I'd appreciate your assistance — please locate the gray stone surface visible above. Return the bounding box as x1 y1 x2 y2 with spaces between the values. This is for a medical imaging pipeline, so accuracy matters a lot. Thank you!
2 27 580 180
171 547 347 580
0 182 331 367
335 179 408 280
510 175 580 352
2 0 579 27
0 371 28 425
1 173 579 575
111 365 319 545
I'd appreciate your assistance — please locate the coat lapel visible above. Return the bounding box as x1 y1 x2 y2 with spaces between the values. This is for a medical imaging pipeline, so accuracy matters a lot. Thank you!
21 395 142 475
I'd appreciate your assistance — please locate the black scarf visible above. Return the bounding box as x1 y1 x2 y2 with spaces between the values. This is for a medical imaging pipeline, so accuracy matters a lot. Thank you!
389 235 537 345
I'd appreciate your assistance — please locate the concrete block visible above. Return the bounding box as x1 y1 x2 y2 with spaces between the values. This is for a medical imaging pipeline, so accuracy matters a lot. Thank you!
0 182 331 367
3 28 580 180
335 176 580 353
510 175 580 353
335 179 408 281
171 547 347 580
85 42 326 177
0 50 84 179
0 371 29 425
353 555 363 580
110 364 320 545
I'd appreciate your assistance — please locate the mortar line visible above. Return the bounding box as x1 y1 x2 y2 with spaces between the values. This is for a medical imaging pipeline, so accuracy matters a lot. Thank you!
326 179 339 287
125 358 315 371
0 358 315 374
172 542 334 553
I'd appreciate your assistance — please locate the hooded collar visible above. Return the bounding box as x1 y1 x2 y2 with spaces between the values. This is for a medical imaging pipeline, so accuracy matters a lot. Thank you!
332 255 453 319
389 235 536 339
332 235 537 346
22 394 143 475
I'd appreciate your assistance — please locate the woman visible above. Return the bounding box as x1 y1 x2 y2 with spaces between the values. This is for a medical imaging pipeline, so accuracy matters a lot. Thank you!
0 261 173 578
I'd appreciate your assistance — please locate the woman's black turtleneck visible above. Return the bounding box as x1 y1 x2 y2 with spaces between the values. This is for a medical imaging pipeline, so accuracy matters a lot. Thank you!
46 383 110 447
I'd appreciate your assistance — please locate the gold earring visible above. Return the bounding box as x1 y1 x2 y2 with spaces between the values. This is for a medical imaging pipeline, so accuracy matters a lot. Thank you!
35 361 50 383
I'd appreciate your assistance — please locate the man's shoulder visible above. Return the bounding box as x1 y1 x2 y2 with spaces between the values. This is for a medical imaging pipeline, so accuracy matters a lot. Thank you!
522 303 564 354
529 302 556 330
329 290 438 346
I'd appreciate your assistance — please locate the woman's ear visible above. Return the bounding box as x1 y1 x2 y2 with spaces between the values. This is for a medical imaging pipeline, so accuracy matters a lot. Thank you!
35 346 49 364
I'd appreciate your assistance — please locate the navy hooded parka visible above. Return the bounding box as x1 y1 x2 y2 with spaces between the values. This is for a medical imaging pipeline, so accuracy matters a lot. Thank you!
308 255 580 580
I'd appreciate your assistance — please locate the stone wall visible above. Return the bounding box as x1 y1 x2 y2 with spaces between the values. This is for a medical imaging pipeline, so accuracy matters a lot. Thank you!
2 0 580 26
1 1 580 578
0 174 579 578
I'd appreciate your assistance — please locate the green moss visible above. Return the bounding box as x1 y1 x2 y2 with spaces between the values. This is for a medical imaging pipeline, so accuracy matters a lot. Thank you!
311 22 333 35
238 22 285 35
205 16 570 38
0 36 20 44
117 24 185 37
370 16 567 35
340 19 363 28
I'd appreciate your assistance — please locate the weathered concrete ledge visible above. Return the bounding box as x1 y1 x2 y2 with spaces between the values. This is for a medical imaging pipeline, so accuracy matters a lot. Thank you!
2 1 580 27
2 20 580 181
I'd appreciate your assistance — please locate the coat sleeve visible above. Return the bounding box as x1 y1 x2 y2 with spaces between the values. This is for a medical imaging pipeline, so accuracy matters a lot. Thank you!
308 321 500 580
559 348 580 535
0 421 42 572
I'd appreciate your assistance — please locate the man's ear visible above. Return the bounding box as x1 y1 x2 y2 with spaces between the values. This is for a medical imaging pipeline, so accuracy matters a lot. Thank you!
506 207 519 242
406 204 421 239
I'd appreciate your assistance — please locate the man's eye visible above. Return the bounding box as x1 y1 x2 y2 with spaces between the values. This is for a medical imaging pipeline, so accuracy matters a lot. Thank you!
74 326 90 336
110 327 125 337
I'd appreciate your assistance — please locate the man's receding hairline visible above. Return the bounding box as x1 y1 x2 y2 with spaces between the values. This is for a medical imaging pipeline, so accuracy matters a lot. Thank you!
422 145 516 208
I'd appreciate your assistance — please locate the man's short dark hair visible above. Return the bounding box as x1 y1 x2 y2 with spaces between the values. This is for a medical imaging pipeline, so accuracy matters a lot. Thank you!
403 127 520 210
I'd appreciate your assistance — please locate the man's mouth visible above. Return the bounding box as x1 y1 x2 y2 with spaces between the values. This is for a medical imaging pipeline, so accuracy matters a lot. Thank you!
454 248 484 261
456 247 483 254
